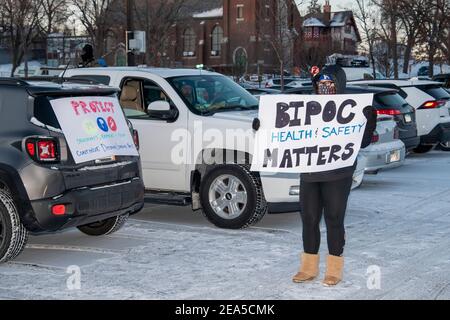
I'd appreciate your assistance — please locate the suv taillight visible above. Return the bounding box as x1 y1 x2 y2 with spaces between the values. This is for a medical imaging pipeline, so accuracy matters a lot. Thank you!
376 109 402 116
418 100 446 109
132 130 140 150
26 138 59 162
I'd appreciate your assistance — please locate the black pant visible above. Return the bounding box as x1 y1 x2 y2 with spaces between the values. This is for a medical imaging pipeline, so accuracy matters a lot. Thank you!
300 177 353 256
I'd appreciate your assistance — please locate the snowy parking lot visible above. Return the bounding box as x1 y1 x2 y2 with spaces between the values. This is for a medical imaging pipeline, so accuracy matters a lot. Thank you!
0 151 449 300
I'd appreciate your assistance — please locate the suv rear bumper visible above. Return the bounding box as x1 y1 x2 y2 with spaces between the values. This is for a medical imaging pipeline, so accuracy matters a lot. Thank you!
401 136 420 151
420 123 450 144
28 177 144 233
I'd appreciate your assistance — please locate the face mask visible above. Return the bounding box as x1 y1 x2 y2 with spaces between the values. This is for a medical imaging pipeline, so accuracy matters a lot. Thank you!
317 81 337 95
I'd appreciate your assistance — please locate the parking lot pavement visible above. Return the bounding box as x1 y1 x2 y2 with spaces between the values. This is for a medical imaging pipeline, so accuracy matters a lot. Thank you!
0 151 449 300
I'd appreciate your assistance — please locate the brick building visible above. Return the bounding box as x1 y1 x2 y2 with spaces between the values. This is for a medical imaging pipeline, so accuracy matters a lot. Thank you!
301 0 361 56
166 0 303 76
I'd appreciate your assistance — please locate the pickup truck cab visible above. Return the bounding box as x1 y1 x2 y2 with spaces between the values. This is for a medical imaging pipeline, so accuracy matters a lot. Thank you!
65 67 365 229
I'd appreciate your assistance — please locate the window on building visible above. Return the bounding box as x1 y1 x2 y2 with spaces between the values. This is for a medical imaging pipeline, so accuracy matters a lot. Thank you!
305 27 312 39
183 28 196 56
313 27 320 39
211 26 223 56
345 24 352 34
265 5 270 18
237 5 244 20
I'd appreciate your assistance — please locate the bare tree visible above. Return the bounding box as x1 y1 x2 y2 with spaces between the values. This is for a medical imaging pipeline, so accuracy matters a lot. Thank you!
374 0 401 79
307 0 321 14
354 0 378 78
0 0 42 76
40 0 68 35
133 0 186 67
71 0 120 58
257 0 304 91
396 0 428 75
419 0 450 77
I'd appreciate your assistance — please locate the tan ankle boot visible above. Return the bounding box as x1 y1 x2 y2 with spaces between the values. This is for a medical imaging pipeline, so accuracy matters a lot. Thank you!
292 253 319 283
323 255 344 286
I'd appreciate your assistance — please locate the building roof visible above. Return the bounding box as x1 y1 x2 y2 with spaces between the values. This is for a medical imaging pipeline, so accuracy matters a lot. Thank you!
330 11 353 27
180 0 222 18
303 17 326 27
303 10 361 42
193 7 223 19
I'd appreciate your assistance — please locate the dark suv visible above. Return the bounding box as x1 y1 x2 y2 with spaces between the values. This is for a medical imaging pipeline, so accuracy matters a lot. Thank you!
0 79 144 263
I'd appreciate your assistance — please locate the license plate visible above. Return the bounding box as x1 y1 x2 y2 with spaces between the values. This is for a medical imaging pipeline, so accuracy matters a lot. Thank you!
404 114 412 123
387 150 401 164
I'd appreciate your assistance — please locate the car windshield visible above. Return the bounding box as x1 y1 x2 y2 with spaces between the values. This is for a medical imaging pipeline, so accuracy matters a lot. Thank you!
168 75 259 115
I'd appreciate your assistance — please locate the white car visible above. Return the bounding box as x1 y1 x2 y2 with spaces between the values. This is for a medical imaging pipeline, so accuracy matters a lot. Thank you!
65 67 366 228
360 115 406 173
351 80 450 153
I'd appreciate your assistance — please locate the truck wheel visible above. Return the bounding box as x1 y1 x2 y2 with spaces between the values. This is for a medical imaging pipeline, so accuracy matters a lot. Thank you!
438 141 450 152
77 214 129 236
413 144 434 154
200 165 268 229
0 189 28 263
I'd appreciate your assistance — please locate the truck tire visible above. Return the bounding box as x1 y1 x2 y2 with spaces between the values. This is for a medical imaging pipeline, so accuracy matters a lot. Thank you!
0 189 29 263
413 144 434 154
200 164 268 229
77 214 129 236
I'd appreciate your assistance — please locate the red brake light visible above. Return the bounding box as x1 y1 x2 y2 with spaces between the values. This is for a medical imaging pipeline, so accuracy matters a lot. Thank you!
25 138 59 162
132 130 140 150
26 142 36 157
371 131 379 144
419 100 446 109
376 109 402 116
52 204 66 216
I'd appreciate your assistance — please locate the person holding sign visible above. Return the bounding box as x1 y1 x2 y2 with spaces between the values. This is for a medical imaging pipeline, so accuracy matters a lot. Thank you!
252 65 377 286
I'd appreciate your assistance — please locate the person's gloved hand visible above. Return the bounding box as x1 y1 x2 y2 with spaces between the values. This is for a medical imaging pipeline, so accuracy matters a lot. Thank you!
252 118 261 131
361 105 378 149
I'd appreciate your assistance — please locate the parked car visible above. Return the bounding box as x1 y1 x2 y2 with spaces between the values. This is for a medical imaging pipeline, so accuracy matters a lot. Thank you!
346 85 420 152
350 80 450 153
432 74 450 89
0 78 144 263
284 86 406 173
64 67 367 228
360 115 406 174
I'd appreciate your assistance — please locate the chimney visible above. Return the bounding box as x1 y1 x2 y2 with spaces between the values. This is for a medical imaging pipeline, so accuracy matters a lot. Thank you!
323 0 331 22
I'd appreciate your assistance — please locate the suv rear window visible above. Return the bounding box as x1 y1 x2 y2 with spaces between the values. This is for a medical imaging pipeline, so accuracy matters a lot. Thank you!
34 96 61 129
373 92 413 112
417 85 450 100
70 75 111 85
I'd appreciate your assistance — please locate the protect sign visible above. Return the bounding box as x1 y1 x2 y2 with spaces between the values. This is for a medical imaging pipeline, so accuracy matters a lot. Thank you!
251 94 374 173
50 96 139 164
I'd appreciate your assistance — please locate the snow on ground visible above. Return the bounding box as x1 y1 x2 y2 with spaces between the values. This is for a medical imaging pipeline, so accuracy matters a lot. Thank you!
0 152 449 300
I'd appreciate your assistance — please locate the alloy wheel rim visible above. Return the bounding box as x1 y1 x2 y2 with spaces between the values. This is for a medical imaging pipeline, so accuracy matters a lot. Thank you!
208 175 248 220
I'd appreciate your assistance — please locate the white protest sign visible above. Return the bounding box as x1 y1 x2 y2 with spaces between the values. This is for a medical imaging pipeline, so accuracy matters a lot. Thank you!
50 96 139 164
251 94 374 173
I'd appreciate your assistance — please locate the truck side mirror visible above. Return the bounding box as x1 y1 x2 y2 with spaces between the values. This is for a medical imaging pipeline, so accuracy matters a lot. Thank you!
147 101 178 121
